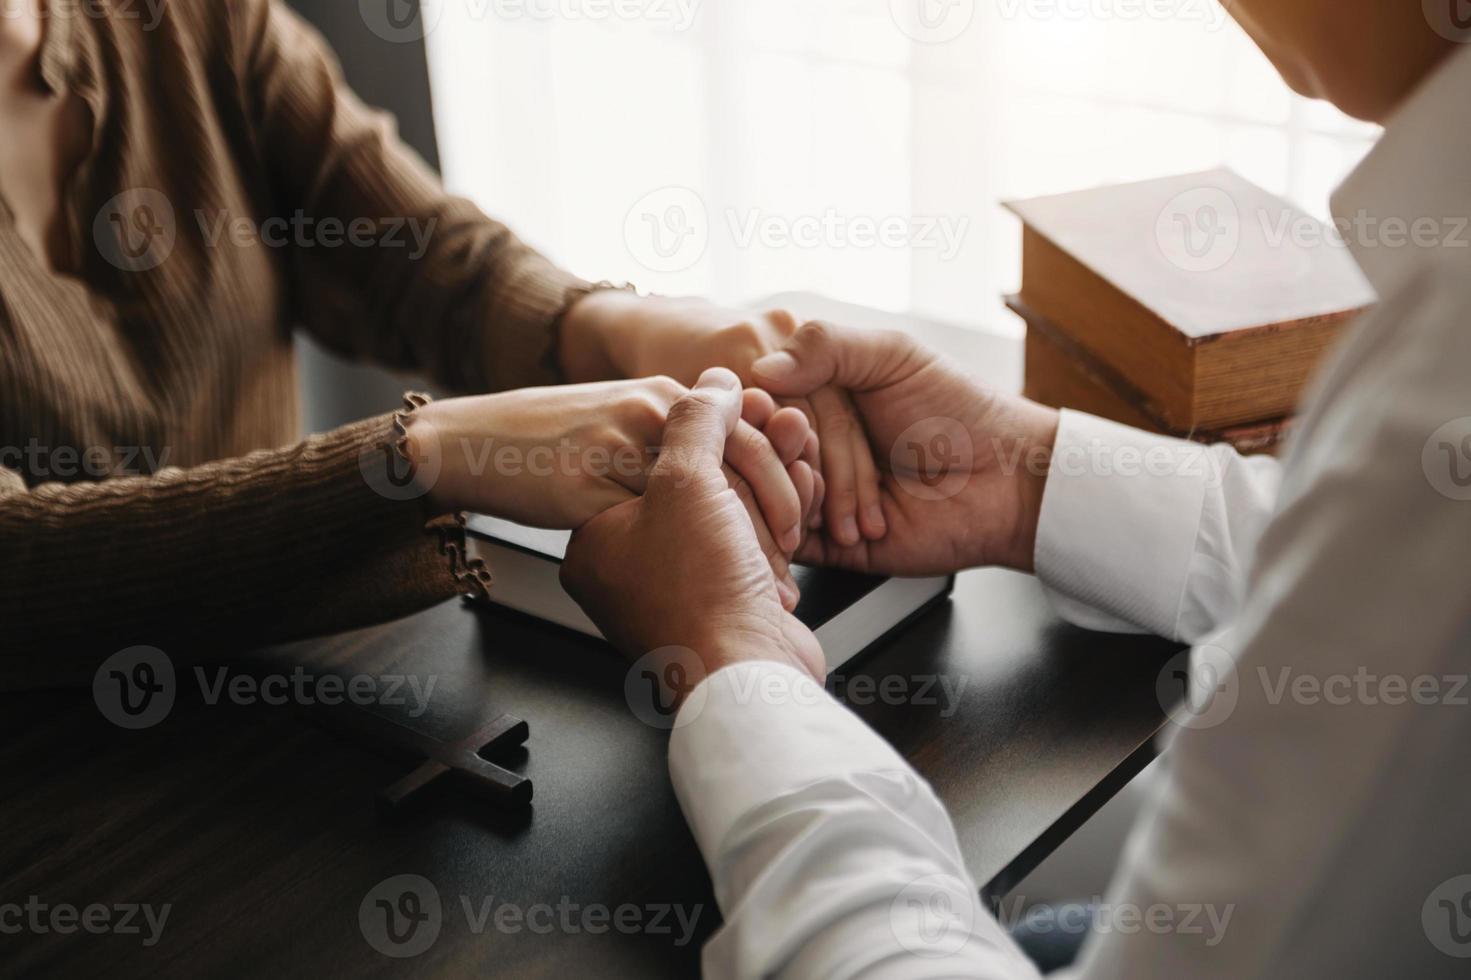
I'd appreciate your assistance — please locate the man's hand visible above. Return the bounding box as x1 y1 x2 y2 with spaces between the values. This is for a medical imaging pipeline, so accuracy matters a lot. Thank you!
561 291 887 546
753 322 1062 576
560 369 825 702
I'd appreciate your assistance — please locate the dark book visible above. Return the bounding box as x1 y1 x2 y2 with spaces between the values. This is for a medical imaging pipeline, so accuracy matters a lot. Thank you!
465 515 953 674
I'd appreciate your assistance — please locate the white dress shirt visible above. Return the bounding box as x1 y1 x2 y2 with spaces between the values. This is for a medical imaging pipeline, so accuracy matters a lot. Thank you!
667 44 1471 980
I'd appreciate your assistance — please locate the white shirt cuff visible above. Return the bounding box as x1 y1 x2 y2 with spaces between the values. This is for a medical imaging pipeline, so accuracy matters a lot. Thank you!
1035 410 1215 639
667 660 908 862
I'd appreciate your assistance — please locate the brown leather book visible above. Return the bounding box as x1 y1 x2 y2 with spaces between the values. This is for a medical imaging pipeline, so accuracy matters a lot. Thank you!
1012 296 1291 455
1005 169 1374 431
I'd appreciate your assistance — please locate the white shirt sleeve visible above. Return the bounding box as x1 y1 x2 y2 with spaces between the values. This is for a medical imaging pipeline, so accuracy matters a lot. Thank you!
668 660 1043 980
1034 411 1282 641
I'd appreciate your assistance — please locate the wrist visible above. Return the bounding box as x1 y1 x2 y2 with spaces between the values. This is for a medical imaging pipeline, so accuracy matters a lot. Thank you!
559 288 643 382
635 624 821 715
401 395 514 516
997 401 1060 574
398 400 453 513
698 641 786 682
696 621 824 689
631 639 795 724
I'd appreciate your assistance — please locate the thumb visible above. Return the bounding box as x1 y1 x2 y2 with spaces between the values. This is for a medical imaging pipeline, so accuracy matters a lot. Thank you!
751 321 921 397
651 367 742 489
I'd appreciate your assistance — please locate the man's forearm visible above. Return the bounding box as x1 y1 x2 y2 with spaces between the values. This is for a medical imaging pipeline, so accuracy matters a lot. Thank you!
668 661 1041 979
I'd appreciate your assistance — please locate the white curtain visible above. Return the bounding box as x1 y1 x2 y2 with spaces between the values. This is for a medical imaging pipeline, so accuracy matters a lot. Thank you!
423 0 1377 336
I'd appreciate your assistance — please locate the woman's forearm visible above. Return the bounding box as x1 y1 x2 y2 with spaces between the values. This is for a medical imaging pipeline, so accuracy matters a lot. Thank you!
231 0 592 395
0 405 482 692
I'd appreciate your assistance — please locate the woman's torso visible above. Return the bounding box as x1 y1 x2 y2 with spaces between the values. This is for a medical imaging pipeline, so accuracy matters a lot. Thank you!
0 2 300 487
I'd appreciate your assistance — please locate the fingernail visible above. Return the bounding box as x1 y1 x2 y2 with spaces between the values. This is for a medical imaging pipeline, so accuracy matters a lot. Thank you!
838 515 859 545
697 367 740 390
810 511 824 530
782 523 802 552
865 504 887 535
752 352 798 380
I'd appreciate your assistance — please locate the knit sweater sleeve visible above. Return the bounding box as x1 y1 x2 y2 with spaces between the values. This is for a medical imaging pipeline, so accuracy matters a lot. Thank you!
228 0 592 394
0 401 490 692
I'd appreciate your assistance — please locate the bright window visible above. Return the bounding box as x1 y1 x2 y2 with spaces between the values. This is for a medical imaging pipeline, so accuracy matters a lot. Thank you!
424 0 1379 334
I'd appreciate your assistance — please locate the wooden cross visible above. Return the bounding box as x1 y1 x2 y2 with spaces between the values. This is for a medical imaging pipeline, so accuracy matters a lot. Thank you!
316 705 532 816
377 713 532 816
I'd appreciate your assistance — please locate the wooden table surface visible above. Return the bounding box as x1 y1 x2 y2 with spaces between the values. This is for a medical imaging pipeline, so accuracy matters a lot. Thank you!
0 567 1179 978
0 301 1180 977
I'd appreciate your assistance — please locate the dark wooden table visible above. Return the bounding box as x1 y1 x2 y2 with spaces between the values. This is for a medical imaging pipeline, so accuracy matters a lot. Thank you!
1 303 1180 977
0 566 1179 978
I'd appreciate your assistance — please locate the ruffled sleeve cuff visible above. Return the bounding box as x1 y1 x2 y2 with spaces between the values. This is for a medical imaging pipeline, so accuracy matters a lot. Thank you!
391 392 494 602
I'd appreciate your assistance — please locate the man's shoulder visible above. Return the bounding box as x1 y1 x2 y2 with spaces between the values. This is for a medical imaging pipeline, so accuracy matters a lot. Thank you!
1365 257 1471 383
1283 256 1471 500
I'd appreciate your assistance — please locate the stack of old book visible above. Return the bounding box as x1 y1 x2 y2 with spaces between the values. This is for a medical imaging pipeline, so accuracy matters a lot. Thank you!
1005 169 1376 453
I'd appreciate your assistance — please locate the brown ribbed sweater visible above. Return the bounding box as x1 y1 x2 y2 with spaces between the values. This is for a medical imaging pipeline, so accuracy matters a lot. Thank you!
0 0 592 689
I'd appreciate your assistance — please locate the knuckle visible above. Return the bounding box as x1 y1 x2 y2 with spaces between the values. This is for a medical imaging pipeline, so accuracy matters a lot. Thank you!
628 393 670 432
654 443 702 478
654 455 709 491
648 375 686 401
668 388 723 423
797 320 834 347
650 454 684 484
716 321 764 349
765 308 799 336
590 423 625 450
741 424 777 464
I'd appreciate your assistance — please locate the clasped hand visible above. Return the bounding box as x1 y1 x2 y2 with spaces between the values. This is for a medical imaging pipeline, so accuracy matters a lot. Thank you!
402 374 824 610
561 324 1063 710
560 369 826 690
406 317 1063 710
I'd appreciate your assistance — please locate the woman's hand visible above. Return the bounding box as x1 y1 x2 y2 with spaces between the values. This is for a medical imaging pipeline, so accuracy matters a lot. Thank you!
400 378 819 602
561 291 886 546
